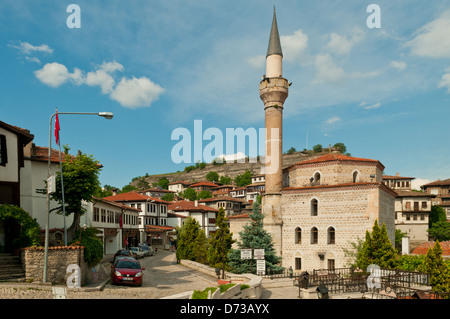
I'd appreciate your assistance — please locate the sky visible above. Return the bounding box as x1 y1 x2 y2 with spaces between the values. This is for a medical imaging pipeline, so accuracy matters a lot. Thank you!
1 0 450 190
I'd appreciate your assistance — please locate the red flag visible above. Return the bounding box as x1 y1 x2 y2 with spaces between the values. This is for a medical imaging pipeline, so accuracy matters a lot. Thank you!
119 214 123 229
55 110 60 145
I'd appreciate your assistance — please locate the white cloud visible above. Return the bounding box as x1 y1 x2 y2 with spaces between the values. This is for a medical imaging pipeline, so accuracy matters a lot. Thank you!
9 41 53 54
246 55 265 69
110 76 164 108
362 102 381 110
84 61 123 94
326 28 365 55
34 60 164 108
34 62 79 87
412 178 432 191
390 61 407 71
25 56 41 64
280 29 308 62
438 68 450 93
313 54 346 83
325 117 340 125
407 10 450 58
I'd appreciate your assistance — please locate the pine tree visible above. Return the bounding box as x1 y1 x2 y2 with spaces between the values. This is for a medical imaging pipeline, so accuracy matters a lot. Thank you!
418 240 450 294
228 202 283 274
208 208 235 277
193 229 209 264
356 220 398 271
176 217 201 261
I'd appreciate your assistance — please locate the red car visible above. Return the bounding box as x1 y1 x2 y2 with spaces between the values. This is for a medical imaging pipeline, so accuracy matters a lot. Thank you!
111 257 145 287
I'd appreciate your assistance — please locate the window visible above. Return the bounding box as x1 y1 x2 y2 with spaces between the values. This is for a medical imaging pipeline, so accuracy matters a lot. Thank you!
405 202 411 210
311 199 318 216
0 135 7 166
101 209 106 223
295 227 302 244
328 259 335 271
352 171 360 183
94 207 100 222
295 258 302 270
422 201 427 209
327 227 335 245
311 227 318 244
313 172 321 185
414 202 419 211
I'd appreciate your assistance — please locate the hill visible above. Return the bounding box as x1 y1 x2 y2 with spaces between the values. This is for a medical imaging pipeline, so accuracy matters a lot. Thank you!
130 148 341 188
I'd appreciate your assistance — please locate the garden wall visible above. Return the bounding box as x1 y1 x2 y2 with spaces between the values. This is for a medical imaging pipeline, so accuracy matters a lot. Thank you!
21 246 87 285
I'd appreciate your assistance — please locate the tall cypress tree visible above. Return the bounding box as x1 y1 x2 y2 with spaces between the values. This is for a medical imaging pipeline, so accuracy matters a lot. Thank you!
208 208 234 276
176 217 201 261
228 202 283 274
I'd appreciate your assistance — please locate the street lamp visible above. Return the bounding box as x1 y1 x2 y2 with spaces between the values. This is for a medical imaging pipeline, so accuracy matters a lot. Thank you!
43 110 113 283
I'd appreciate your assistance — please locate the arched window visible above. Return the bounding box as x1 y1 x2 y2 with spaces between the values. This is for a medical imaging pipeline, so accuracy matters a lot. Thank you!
311 198 318 216
295 227 302 244
327 227 335 245
313 172 321 185
352 170 360 183
311 227 318 244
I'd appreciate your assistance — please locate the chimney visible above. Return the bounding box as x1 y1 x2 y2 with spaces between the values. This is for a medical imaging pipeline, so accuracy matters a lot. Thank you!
112 188 118 196
396 172 400 177
194 200 198 207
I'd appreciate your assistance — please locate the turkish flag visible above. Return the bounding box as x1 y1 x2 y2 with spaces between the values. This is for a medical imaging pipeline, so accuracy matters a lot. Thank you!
119 214 123 229
55 110 60 145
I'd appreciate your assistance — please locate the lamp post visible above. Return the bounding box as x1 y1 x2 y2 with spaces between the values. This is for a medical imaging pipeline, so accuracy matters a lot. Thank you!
43 111 113 283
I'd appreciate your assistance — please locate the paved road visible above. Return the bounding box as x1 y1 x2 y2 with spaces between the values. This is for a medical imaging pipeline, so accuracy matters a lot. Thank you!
0 250 219 299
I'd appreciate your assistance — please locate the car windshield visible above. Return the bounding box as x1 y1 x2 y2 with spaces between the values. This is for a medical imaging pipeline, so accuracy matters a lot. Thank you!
116 260 140 269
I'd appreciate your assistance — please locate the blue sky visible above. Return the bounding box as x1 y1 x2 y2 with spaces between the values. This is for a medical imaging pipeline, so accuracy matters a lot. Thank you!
1 0 450 190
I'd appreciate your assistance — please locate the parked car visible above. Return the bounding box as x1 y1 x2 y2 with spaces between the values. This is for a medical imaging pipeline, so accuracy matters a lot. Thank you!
140 245 154 256
110 249 136 263
111 257 145 287
130 247 145 259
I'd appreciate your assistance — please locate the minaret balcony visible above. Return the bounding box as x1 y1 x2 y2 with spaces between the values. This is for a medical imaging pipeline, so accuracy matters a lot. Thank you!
259 77 289 90
259 77 289 107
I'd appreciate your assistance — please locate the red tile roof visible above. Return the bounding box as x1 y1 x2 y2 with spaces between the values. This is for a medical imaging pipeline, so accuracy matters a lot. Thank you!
228 214 250 219
169 180 191 186
383 175 415 180
199 196 246 203
168 200 218 212
103 191 169 204
189 181 220 188
93 196 141 212
29 145 75 163
412 241 450 256
296 153 380 165
422 179 450 187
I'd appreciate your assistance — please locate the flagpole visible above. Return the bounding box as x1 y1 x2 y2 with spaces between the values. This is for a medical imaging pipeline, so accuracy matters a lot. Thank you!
55 109 68 246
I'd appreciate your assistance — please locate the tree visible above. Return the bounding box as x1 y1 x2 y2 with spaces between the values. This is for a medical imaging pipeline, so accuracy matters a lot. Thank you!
395 229 408 251
157 177 170 190
429 205 447 228
234 170 252 187
356 220 398 271
428 221 450 242
208 208 235 278
193 229 209 264
176 217 203 262
198 190 212 200
49 147 102 243
219 175 232 185
418 240 450 294
161 192 175 202
333 142 347 154
286 147 297 154
313 144 323 153
122 184 137 193
228 202 283 274
206 171 219 182
182 188 197 201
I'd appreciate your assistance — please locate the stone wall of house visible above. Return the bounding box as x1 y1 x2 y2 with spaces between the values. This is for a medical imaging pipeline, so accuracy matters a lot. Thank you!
21 246 87 285
280 184 395 271
287 161 382 188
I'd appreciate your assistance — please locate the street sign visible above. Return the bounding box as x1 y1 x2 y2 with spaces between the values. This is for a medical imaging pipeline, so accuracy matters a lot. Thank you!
254 249 265 260
256 260 266 275
47 175 56 194
241 249 252 260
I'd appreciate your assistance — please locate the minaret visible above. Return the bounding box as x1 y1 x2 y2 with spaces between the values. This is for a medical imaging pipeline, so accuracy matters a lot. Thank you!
259 8 288 257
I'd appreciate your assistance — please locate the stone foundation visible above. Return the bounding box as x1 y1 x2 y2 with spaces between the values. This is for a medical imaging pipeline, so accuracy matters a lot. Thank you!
21 246 87 285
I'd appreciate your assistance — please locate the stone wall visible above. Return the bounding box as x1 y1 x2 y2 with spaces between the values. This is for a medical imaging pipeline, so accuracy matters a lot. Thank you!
21 246 87 285
281 183 396 271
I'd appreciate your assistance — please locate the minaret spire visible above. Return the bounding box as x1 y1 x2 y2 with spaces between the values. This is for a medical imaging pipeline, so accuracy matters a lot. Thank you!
267 7 283 58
